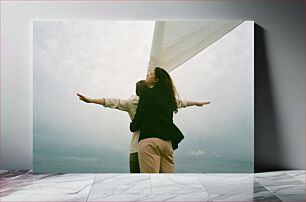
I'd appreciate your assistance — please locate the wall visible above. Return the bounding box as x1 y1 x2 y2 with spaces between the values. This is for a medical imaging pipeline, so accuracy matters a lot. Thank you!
1 0 304 171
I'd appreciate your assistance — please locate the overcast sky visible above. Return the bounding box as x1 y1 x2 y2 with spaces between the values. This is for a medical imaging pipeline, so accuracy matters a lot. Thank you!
34 21 254 172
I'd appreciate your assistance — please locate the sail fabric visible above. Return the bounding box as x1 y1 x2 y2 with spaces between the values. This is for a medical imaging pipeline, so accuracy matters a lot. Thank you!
147 21 243 73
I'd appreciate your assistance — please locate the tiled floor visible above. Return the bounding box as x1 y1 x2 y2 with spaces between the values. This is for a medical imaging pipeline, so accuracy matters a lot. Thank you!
0 170 305 201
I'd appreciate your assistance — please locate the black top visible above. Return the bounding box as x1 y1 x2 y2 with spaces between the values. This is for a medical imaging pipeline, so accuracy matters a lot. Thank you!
129 86 184 150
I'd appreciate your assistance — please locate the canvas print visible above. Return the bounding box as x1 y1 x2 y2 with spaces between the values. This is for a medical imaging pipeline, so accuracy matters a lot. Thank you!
33 21 254 173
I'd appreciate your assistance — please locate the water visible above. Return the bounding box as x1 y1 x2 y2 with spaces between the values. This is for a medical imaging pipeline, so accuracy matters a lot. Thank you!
34 138 253 173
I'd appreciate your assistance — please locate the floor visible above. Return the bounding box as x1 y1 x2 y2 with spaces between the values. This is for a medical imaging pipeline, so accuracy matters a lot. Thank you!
0 170 305 201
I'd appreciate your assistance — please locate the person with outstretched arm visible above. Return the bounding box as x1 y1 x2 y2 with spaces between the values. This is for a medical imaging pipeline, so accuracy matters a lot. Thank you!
77 79 210 173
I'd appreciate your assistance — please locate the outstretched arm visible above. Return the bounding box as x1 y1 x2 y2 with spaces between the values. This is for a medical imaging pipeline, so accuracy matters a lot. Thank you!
77 93 105 105
186 101 210 107
77 93 131 112
177 99 210 108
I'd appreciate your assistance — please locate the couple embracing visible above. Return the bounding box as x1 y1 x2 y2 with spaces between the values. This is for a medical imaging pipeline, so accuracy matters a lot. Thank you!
77 67 210 173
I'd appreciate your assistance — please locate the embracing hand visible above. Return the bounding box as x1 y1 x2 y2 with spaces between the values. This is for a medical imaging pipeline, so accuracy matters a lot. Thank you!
77 93 91 103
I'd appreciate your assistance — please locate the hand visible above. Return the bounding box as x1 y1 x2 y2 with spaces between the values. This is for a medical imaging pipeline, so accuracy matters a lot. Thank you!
77 93 91 103
196 101 210 106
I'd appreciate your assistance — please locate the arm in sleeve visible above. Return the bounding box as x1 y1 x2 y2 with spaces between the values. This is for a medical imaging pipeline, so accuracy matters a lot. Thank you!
130 91 151 132
176 99 188 108
103 98 130 112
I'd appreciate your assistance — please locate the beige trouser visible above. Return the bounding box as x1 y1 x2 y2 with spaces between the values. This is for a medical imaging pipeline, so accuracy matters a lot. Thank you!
138 137 174 173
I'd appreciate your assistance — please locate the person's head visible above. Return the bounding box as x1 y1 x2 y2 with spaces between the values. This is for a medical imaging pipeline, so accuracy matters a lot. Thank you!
148 67 178 112
145 70 157 87
135 80 147 96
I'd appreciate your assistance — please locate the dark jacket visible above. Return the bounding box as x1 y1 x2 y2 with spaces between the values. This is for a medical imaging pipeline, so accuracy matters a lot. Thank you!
129 87 184 150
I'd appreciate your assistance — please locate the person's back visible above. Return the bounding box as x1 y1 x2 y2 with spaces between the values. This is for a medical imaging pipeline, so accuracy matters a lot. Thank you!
135 87 182 146
130 67 184 173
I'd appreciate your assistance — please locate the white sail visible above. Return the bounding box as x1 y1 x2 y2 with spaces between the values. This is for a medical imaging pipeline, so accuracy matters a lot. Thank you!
148 21 243 73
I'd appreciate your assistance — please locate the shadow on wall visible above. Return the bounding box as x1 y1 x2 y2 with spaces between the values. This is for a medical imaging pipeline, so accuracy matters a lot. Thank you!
254 24 285 172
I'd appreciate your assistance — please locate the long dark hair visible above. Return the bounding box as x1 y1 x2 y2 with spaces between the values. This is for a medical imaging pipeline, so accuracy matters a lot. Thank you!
154 67 179 113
